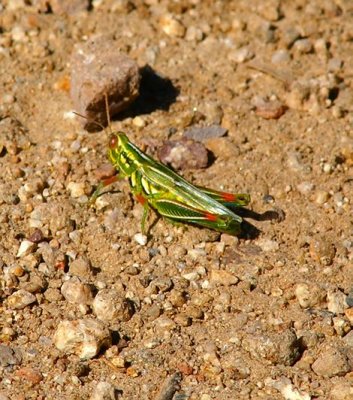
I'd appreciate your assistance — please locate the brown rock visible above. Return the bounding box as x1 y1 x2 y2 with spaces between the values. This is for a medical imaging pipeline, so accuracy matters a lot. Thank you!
15 367 43 384
242 329 301 366
71 36 140 131
312 347 351 377
309 236 336 265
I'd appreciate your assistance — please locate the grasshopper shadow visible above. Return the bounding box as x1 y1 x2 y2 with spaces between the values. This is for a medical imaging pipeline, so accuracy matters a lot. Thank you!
237 207 285 240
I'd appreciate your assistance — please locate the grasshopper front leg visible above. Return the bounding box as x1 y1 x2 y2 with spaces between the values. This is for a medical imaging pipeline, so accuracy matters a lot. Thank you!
90 175 121 204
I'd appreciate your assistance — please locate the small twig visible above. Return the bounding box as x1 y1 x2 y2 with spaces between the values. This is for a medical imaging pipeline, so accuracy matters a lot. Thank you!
247 60 294 90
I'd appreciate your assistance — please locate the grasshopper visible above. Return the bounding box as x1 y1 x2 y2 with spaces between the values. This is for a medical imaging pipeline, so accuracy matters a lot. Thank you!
93 132 250 235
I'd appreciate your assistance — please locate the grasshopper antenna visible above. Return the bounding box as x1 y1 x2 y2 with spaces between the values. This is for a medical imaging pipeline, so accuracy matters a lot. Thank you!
73 93 113 134
72 111 107 132
104 93 113 134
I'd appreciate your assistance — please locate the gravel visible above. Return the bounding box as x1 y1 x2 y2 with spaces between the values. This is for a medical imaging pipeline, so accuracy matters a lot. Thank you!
1 0 353 398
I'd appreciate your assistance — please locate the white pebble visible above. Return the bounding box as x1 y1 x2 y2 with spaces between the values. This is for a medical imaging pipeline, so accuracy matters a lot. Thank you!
188 248 206 259
182 272 200 281
93 289 134 326
229 47 254 63
17 240 36 258
67 181 86 198
271 49 291 64
133 233 147 246
315 191 330 205
297 182 315 194
61 279 93 305
322 163 332 173
7 289 36 309
293 38 312 54
185 26 204 42
53 319 111 360
90 382 117 400
327 290 348 314
132 116 146 128
160 15 185 38
256 238 279 252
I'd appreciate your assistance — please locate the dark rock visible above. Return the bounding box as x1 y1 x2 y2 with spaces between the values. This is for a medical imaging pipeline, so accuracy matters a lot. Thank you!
158 138 209 170
184 124 228 142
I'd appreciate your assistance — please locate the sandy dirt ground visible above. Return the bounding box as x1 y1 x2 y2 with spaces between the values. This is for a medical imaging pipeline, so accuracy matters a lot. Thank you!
1 0 353 399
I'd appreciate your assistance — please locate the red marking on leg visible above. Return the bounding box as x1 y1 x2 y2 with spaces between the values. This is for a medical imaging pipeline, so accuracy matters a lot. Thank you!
102 175 119 187
204 212 218 222
136 194 147 205
222 192 236 202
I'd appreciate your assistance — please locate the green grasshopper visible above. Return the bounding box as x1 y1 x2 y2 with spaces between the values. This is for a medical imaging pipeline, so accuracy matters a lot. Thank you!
93 132 250 235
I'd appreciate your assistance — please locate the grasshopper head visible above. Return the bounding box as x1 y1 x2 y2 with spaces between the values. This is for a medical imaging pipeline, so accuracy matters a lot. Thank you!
108 132 136 175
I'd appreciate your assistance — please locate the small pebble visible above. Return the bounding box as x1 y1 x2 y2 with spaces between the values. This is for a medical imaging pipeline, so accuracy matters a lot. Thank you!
293 38 313 54
168 289 187 308
282 27 301 48
61 279 93 305
15 367 43 385
287 151 307 172
16 240 36 258
330 382 353 400
90 381 117 400
28 228 45 243
331 105 344 119
67 182 86 198
255 100 287 120
0 344 22 367
132 116 146 128
315 190 330 204
7 289 36 309
53 319 111 359
242 329 301 366
159 15 185 38
295 283 325 308
184 124 227 142
228 47 254 63
266 377 310 400
297 182 315 194
94 164 116 180
44 288 63 303
93 289 134 326
209 269 239 286
133 233 148 246
327 58 343 72
174 313 192 327
314 38 328 58
204 137 239 160
69 258 92 278
309 237 336 265
285 83 310 110
271 49 291 63
8 265 25 277
256 238 279 252
322 162 333 173
185 26 204 42
327 290 348 314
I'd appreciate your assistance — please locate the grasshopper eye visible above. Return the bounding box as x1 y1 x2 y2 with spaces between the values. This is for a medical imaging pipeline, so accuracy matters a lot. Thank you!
109 135 118 149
